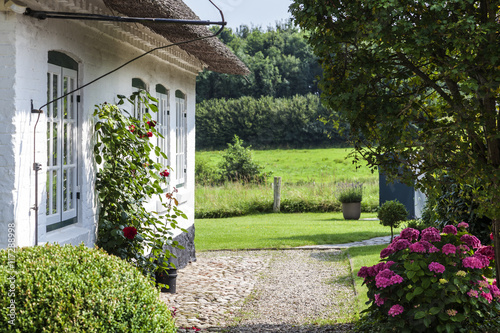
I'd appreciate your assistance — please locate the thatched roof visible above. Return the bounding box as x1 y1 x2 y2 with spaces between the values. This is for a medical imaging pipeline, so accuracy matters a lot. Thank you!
102 0 249 75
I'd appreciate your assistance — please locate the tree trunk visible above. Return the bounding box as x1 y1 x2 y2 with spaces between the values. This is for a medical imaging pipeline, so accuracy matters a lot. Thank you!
493 219 500 289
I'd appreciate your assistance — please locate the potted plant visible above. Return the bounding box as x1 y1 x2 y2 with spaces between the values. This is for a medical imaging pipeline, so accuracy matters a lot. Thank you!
336 182 363 220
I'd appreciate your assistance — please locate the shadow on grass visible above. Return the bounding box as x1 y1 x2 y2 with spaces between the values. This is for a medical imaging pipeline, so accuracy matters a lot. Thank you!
270 232 391 245
224 323 355 332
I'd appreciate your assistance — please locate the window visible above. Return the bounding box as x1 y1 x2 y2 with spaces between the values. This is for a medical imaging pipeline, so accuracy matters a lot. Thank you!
46 51 79 232
156 85 170 170
175 90 187 186
132 78 147 119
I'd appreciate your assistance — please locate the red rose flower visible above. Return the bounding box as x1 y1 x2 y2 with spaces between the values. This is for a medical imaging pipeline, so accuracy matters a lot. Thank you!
160 170 170 177
147 131 153 137
129 125 135 132
123 226 137 240
147 120 157 128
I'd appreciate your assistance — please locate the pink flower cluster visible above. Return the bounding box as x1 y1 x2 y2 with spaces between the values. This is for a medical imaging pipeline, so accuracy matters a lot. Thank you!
400 227 420 241
462 254 490 269
446 309 458 316
374 293 386 306
457 222 469 229
488 282 500 299
442 225 457 235
393 239 411 251
482 292 493 303
421 227 441 242
358 261 395 279
428 262 446 274
476 246 495 261
460 234 482 249
442 243 457 255
364 223 499 318
375 269 404 289
467 289 479 298
388 304 404 317
409 242 426 253
380 246 396 258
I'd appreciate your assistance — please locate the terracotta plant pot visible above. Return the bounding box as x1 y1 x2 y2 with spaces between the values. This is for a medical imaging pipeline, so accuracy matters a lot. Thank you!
342 202 361 220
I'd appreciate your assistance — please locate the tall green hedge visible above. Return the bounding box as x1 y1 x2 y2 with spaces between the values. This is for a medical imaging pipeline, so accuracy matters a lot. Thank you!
196 94 348 150
0 244 176 333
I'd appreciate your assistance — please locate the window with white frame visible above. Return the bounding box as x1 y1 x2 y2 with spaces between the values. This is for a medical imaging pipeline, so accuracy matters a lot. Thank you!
175 90 187 186
46 51 79 232
156 84 170 174
132 78 147 119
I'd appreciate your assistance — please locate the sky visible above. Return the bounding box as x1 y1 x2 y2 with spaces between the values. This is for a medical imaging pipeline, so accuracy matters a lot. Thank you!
182 0 293 31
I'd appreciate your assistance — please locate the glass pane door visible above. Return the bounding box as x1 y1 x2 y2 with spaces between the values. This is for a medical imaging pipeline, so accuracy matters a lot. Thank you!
175 93 186 185
46 64 78 231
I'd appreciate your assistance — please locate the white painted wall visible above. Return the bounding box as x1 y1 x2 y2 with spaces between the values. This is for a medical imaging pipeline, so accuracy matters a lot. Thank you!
0 6 198 249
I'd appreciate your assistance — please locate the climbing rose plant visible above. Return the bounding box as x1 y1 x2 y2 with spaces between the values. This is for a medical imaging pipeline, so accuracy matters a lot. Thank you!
357 224 500 333
93 91 186 280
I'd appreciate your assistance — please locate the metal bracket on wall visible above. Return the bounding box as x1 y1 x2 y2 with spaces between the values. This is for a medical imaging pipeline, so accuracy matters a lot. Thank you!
31 100 43 114
33 163 42 171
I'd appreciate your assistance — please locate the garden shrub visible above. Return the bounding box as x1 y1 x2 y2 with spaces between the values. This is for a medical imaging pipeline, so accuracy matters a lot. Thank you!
403 219 444 231
0 244 176 333
378 200 408 241
218 135 269 183
195 156 222 185
357 223 500 333
422 175 492 244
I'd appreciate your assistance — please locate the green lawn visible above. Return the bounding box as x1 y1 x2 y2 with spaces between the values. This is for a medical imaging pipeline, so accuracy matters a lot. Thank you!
197 147 376 184
348 245 387 310
194 212 395 251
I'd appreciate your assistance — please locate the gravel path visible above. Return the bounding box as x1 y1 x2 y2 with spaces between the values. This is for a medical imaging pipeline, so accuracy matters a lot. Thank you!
161 249 357 333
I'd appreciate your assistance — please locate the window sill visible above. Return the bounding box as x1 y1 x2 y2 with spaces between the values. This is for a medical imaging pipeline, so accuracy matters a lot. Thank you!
39 225 92 247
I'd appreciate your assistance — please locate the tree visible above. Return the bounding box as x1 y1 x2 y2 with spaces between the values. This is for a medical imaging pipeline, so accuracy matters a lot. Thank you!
378 200 409 242
195 22 322 102
291 0 500 284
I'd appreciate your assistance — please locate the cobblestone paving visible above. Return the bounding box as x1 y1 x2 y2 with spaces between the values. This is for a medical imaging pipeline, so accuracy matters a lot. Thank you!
160 249 362 332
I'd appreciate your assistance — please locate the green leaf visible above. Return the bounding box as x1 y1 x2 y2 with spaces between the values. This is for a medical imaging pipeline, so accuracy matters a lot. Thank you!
451 313 466 322
414 286 424 295
414 311 426 319
422 278 431 289
429 307 441 315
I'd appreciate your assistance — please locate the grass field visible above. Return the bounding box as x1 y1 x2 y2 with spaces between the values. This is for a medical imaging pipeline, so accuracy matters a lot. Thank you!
197 147 376 184
195 148 379 218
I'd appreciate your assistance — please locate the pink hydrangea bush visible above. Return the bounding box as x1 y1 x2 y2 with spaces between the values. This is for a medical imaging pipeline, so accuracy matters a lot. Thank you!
357 224 500 332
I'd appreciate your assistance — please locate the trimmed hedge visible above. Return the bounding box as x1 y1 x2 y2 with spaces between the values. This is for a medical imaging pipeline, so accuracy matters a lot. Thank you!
195 198 377 219
196 94 348 150
0 244 176 333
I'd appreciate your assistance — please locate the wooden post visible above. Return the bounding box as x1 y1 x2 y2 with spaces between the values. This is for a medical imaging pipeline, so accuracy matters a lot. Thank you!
273 176 282 212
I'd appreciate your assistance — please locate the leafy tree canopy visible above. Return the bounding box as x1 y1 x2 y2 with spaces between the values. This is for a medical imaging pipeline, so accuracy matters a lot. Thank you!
196 21 323 102
290 0 500 218
291 0 500 281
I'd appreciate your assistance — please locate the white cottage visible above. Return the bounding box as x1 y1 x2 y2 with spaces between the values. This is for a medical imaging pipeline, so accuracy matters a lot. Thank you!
0 0 248 268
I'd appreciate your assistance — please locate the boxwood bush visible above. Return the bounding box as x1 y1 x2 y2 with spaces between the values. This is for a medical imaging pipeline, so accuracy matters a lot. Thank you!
0 244 176 333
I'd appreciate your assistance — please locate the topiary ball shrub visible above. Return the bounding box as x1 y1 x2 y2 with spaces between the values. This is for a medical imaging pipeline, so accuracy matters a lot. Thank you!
0 244 176 333
378 200 408 241
356 223 500 333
